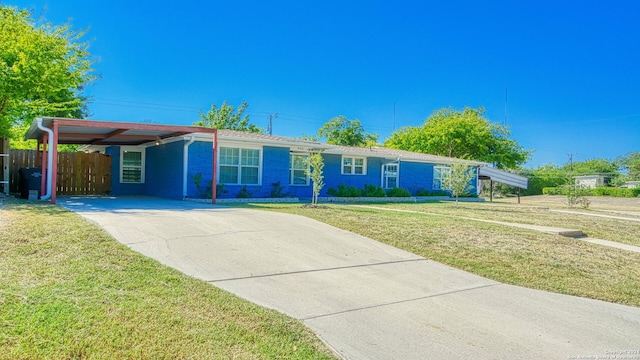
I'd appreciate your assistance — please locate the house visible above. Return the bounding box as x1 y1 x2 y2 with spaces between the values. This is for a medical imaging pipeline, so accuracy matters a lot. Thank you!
24 117 527 203
574 175 605 189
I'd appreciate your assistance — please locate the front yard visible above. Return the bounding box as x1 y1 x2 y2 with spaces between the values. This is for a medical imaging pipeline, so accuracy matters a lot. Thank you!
0 200 336 359
243 199 640 307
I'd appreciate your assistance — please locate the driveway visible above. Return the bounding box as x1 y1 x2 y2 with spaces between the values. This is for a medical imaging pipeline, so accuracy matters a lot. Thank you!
61 197 640 359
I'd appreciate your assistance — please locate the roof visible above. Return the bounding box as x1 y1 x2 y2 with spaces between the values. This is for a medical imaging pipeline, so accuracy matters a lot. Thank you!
27 117 486 166
215 130 486 166
25 117 217 146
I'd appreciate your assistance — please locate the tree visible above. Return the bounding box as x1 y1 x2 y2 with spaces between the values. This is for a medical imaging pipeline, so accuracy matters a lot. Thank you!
306 153 325 205
384 107 530 169
442 162 475 206
0 5 94 139
616 152 640 181
194 101 263 133
317 115 378 147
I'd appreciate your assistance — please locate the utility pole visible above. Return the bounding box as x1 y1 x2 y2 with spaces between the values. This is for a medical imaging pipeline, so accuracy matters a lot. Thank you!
567 153 575 171
504 88 508 126
268 113 278 136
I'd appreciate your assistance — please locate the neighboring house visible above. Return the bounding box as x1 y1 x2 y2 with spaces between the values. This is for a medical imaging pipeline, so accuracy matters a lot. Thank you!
574 175 605 189
25 117 527 203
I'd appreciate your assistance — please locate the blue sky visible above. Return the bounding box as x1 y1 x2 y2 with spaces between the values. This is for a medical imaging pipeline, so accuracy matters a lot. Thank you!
7 0 640 168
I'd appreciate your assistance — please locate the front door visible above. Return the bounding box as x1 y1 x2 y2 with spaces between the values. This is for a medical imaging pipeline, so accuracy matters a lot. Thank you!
382 164 398 189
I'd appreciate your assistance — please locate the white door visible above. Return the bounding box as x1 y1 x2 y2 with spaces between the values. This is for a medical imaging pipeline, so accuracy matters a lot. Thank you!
382 164 398 189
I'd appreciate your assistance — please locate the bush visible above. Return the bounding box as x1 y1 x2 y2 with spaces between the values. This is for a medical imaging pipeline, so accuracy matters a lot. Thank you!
326 184 361 197
236 186 252 198
543 186 640 198
416 189 448 196
593 187 640 197
270 181 288 198
386 187 411 197
542 187 566 195
362 184 386 197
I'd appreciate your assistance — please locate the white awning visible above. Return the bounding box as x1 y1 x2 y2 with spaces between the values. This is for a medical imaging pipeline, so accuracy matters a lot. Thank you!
479 167 528 189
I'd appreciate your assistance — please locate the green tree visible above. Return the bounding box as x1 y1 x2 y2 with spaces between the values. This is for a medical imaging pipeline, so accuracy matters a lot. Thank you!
317 115 378 146
194 101 263 133
0 5 94 140
616 152 640 181
562 158 619 185
306 153 325 205
384 107 530 169
442 162 475 206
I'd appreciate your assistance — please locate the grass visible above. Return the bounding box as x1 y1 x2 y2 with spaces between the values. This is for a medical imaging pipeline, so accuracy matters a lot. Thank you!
372 201 640 247
238 201 640 307
0 199 336 360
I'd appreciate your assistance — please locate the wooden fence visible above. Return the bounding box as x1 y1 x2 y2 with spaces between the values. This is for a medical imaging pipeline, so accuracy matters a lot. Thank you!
9 150 112 195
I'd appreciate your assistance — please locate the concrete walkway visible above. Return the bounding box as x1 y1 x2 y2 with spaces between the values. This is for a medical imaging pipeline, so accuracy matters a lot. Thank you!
61 197 640 360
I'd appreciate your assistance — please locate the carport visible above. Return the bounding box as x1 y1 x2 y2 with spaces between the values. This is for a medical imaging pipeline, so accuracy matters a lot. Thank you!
479 166 528 202
23 117 218 204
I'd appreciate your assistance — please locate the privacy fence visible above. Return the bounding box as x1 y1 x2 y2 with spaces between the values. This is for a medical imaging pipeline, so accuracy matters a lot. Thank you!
8 150 112 196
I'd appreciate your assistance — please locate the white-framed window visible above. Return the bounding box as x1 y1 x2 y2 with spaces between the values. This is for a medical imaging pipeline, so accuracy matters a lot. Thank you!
290 153 309 185
219 146 261 185
120 147 145 183
382 163 399 189
342 156 366 175
433 165 451 190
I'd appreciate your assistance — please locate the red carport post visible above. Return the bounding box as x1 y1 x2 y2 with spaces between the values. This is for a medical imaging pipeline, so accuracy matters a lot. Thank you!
211 130 217 204
40 135 47 199
51 120 59 204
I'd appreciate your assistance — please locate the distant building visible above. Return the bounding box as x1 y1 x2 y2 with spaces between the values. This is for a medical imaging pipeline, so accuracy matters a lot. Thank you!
574 175 605 189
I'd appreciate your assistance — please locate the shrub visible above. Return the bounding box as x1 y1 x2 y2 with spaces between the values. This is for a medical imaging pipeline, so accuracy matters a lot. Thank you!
544 186 640 198
326 184 361 197
270 181 288 198
593 187 640 197
416 189 448 196
236 186 252 198
362 184 386 197
386 187 411 197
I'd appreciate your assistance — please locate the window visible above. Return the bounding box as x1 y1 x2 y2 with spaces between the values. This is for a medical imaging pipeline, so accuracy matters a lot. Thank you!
219 147 261 185
290 154 309 185
382 164 398 189
120 147 145 183
433 166 450 190
342 156 366 175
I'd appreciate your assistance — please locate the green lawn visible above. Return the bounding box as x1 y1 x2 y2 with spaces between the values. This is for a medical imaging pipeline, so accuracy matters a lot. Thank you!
0 200 336 360
241 201 640 307
373 201 640 247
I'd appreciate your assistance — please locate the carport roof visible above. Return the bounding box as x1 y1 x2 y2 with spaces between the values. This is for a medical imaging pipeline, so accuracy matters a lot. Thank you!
24 117 217 146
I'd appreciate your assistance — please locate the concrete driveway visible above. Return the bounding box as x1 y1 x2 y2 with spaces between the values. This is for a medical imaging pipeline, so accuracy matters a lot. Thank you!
61 197 640 359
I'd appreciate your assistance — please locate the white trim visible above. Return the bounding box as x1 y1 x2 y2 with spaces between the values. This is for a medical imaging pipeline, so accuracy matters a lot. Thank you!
341 155 367 175
433 165 450 190
120 146 146 184
289 153 310 186
381 163 400 189
217 145 263 185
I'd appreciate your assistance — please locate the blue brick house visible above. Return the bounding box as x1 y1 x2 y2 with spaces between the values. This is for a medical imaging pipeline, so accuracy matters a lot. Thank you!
26 117 527 204
90 129 489 200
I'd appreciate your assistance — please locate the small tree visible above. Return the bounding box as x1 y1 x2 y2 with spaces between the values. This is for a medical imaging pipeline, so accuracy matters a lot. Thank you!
443 162 475 206
306 153 325 205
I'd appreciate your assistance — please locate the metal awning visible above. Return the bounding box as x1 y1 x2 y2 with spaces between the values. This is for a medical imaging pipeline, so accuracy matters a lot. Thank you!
479 166 528 189
24 117 218 204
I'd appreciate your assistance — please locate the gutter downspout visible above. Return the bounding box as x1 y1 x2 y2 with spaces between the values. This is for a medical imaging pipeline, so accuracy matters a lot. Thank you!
36 118 53 200
183 136 196 198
